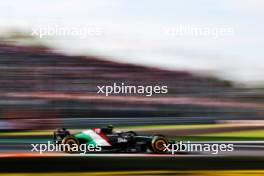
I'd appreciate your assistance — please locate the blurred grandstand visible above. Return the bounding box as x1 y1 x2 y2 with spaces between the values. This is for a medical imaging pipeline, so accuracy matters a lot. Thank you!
0 35 263 130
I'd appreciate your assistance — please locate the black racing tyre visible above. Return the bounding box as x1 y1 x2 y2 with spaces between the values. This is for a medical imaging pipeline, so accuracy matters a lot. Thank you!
150 135 168 154
61 135 80 153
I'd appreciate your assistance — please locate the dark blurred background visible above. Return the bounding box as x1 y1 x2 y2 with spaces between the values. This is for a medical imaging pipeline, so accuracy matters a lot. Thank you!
0 41 263 130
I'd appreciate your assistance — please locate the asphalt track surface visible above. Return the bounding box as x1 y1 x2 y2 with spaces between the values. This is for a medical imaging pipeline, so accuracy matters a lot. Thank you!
1 140 264 153
0 154 264 172
1 140 264 172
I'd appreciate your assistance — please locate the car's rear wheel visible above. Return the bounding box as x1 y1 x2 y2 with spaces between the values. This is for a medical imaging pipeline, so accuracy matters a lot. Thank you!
150 135 168 154
61 135 80 153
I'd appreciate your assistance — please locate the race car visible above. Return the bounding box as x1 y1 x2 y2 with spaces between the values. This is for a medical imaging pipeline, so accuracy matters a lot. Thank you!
53 125 170 154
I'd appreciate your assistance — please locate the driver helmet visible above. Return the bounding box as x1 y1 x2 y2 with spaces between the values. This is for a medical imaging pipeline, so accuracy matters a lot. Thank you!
107 125 114 133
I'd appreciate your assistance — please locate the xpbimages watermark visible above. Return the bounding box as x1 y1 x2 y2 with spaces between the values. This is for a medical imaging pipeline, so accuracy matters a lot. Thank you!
163 141 234 154
97 83 168 96
31 25 103 39
164 25 234 39
31 141 102 154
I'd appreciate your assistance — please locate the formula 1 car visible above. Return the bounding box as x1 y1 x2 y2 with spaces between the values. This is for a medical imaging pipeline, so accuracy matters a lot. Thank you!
53 125 170 154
